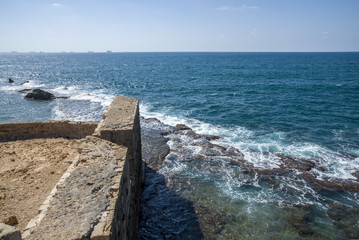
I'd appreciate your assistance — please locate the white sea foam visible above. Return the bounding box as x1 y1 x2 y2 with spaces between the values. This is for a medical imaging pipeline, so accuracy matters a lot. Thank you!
0 80 45 92
49 85 115 121
140 101 359 181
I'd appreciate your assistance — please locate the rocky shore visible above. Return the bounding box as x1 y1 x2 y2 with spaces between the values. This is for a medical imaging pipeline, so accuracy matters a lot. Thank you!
140 117 359 239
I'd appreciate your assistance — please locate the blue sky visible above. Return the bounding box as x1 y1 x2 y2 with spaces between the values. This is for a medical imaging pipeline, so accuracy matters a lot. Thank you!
1 0 358 52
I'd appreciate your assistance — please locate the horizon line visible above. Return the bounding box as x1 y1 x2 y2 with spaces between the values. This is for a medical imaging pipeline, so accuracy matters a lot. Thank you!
1 50 359 54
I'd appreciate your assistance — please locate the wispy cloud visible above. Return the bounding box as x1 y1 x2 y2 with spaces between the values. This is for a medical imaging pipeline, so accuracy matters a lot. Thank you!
217 5 259 11
236 5 259 10
52 3 62 7
217 6 230 11
250 28 257 35
322 32 329 39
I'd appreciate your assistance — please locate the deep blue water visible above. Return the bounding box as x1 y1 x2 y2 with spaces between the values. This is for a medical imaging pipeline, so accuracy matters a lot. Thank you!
1 52 359 239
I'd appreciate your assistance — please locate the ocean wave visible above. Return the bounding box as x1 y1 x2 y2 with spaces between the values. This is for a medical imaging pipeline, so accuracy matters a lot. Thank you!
140 102 359 181
0 80 45 92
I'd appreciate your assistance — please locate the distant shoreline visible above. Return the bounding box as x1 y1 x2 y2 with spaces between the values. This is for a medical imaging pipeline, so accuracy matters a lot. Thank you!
1 51 359 54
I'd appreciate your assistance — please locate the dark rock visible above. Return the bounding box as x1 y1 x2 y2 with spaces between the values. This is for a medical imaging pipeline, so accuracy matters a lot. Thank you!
176 124 192 131
8 78 14 83
0 223 21 240
352 170 359 181
204 135 221 141
301 172 359 193
20 81 29 85
276 154 316 172
18 89 33 94
24 89 55 100
141 118 171 171
53 96 69 99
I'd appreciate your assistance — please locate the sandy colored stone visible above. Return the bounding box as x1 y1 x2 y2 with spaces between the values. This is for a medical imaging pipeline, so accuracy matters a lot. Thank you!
26 136 127 240
0 223 21 240
0 138 81 231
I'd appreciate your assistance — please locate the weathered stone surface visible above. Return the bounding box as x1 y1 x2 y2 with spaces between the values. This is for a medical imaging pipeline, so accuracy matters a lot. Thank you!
24 89 55 100
0 223 21 240
94 95 142 240
1 95 142 240
26 136 128 240
94 95 138 132
1 138 81 231
3 216 17 226
0 121 98 141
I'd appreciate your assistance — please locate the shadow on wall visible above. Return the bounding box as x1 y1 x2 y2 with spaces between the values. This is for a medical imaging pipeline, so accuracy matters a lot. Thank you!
139 163 204 240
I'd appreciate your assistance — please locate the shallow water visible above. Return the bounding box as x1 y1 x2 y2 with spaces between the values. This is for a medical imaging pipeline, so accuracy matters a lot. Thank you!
1 52 358 239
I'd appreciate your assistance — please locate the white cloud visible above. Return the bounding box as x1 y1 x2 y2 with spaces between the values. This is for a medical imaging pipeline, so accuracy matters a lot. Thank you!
236 5 259 10
52 3 62 7
217 6 229 11
217 5 259 11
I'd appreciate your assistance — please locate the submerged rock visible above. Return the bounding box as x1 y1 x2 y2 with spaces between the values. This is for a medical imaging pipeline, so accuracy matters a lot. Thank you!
286 204 317 238
194 204 227 239
327 203 359 239
24 89 55 100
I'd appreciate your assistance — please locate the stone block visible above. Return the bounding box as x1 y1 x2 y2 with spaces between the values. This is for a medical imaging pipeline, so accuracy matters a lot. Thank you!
0 223 21 240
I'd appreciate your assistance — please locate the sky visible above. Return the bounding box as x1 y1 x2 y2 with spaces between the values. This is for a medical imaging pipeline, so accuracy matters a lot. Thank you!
0 0 358 52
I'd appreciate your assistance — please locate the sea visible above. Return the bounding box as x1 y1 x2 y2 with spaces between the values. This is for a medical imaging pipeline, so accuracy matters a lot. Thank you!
0 52 358 239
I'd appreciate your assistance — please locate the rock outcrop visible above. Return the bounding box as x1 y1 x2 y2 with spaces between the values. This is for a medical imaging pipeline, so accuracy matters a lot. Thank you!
8 78 14 83
20 89 68 100
24 89 55 100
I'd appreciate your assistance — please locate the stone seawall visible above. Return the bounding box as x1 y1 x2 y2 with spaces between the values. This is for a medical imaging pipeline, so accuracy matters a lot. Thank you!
0 121 98 141
0 95 142 240
93 95 142 240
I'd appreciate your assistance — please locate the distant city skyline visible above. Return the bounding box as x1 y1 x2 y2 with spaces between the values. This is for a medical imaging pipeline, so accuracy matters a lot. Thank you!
1 0 358 52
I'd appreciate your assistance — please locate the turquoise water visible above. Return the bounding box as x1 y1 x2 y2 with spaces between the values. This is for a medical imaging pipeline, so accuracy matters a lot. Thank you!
1 52 359 239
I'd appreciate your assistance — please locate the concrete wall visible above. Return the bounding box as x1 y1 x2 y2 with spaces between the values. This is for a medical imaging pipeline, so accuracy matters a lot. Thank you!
0 121 98 141
0 95 143 240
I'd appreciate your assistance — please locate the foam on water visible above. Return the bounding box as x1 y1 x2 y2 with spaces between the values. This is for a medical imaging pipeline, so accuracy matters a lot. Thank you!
140 102 359 181
0 80 45 92
49 85 115 121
